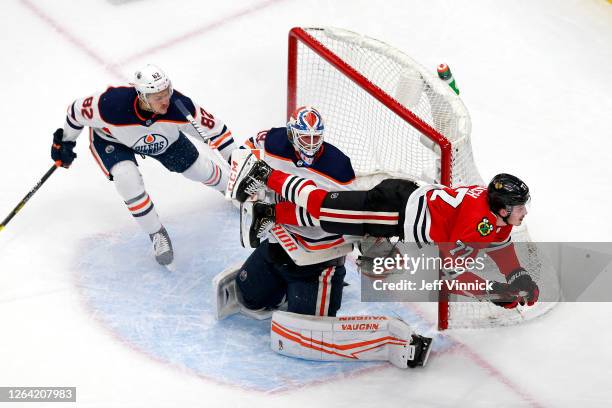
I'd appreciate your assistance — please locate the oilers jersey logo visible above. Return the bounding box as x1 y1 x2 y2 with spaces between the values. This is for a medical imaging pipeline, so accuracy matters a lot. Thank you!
132 134 169 156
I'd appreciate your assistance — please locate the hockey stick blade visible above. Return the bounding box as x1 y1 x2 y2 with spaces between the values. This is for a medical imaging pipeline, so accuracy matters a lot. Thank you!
239 202 250 248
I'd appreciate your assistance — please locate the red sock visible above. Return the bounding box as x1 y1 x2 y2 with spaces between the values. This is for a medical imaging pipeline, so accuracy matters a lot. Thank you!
265 169 327 218
275 201 299 225
306 189 326 218
267 169 292 195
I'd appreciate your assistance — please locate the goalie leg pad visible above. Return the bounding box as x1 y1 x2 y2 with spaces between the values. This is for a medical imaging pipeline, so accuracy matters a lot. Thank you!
212 262 244 320
270 311 432 368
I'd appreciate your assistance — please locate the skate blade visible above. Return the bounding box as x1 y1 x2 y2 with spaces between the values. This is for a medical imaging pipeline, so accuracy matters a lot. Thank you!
420 337 433 367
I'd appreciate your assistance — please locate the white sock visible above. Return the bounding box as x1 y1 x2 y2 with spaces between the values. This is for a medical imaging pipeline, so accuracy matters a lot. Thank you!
182 155 228 193
110 161 162 235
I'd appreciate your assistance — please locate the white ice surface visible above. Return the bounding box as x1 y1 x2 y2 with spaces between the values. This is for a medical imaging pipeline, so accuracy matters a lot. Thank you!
1 0 612 407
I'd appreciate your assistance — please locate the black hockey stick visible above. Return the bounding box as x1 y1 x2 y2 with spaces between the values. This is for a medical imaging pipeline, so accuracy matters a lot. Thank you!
174 98 229 173
174 99 215 143
470 290 529 302
0 163 59 232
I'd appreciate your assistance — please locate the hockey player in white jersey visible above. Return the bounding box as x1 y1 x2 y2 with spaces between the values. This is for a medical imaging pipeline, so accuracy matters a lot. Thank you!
50 64 237 265
214 107 432 368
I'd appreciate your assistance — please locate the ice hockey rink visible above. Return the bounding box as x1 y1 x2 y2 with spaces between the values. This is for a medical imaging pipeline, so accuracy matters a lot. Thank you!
1 0 612 407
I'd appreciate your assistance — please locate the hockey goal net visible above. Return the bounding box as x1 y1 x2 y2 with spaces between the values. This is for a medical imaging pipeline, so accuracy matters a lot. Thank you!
287 27 560 330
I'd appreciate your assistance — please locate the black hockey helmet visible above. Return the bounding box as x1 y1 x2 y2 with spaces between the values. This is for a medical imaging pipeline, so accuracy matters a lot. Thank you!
487 173 530 216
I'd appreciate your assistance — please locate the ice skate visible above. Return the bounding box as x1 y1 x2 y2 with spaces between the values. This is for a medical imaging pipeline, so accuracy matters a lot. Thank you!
234 156 273 203
149 226 174 266
249 202 276 248
406 334 433 368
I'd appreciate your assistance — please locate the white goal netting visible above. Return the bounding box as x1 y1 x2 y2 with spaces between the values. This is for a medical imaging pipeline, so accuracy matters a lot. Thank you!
289 26 560 329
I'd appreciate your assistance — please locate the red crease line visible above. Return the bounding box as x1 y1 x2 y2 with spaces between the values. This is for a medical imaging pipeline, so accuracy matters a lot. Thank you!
19 0 126 81
450 342 546 408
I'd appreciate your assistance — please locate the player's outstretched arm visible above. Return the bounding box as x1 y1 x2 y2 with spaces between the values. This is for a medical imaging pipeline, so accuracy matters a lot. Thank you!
53 93 105 168
484 240 539 307
499 268 539 308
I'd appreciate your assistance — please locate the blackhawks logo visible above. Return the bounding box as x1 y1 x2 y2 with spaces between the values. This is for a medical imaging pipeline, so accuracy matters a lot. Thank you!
477 217 494 236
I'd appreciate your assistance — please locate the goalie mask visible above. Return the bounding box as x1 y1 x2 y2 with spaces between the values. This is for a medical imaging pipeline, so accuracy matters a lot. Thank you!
131 64 173 108
287 106 325 166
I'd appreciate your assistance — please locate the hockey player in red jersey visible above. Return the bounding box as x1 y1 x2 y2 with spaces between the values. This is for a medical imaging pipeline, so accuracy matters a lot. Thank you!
50 64 237 266
232 159 539 309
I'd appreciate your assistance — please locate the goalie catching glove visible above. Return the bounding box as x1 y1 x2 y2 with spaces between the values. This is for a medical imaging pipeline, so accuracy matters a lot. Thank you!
51 128 76 168
489 267 539 309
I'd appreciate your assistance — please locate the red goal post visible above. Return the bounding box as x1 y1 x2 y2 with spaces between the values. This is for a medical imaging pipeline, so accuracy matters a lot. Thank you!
288 27 453 187
286 27 559 330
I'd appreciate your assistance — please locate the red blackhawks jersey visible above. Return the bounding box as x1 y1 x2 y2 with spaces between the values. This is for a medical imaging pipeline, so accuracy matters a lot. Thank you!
404 184 521 276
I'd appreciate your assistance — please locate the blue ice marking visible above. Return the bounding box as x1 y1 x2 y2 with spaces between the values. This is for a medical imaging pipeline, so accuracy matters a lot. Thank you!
76 201 444 391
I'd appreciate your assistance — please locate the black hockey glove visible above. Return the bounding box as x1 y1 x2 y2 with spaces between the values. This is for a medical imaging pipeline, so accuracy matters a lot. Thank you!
489 268 539 309
507 268 539 306
488 281 521 309
51 128 76 168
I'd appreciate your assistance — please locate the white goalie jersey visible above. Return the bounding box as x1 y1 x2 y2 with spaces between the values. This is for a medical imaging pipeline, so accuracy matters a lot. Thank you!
242 127 360 264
